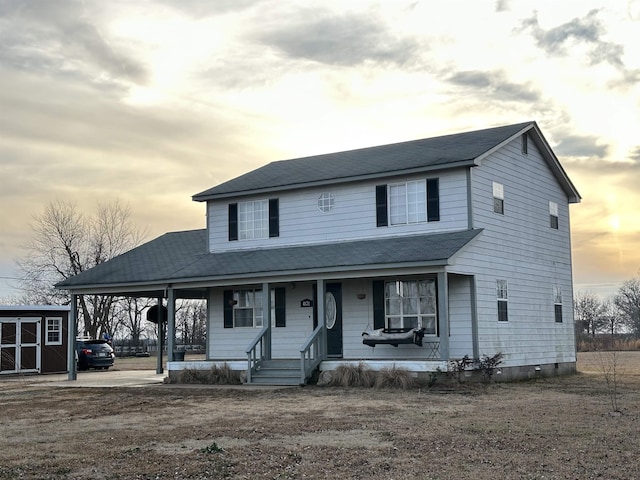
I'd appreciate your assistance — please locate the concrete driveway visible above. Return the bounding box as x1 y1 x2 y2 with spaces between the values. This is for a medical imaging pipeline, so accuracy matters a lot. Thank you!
2 369 166 388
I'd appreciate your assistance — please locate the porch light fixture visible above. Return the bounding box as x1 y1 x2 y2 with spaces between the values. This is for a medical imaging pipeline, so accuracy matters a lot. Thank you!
228 299 238 306
357 293 366 300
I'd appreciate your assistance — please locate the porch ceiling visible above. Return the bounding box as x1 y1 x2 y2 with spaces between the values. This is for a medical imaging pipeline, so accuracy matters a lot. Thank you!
56 228 482 294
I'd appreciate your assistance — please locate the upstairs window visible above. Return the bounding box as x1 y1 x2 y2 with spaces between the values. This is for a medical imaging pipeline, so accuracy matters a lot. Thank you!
389 180 426 225
229 199 279 241
497 279 508 322
549 201 559 229
493 182 504 215
522 133 528 155
554 286 563 323
239 200 268 240
376 179 439 227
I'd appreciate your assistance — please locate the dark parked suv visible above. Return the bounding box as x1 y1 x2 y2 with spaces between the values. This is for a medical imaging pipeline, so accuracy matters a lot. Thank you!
76 339 115 370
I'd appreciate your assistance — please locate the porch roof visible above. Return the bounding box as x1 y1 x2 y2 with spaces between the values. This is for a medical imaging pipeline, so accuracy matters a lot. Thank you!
56 228 482 293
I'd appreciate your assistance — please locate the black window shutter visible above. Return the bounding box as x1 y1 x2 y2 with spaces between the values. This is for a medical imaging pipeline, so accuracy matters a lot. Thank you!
274 287 286 327
376 185 388 227
228 204 238 241
427 178 440 222
372 280 386 329
269 198 279 238
223 290 234 328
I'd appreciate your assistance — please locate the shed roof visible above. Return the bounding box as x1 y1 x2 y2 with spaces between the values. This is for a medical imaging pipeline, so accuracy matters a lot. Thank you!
56 229 482 293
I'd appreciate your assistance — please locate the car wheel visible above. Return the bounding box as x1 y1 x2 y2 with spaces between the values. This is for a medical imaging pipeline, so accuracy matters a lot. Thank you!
78 360 88 371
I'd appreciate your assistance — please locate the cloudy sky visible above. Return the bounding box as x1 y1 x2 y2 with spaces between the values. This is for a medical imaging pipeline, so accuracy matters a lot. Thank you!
1 0 639 299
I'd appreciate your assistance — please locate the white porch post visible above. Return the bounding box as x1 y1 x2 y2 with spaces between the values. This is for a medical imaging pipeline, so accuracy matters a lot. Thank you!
156 296 164 374
437 271 450 361
167 287 176 362
470 275 480 360
316 279 326 358
67 294 77 381
263 282 271 360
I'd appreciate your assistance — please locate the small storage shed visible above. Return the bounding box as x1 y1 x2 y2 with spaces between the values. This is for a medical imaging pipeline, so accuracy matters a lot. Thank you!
0 306 70 374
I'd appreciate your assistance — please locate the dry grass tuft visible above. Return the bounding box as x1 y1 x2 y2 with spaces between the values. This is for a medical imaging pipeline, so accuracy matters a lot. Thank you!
209 363 242 385
178 368 210 384
328 362 375 387
375 365 415 389
177 363 241 384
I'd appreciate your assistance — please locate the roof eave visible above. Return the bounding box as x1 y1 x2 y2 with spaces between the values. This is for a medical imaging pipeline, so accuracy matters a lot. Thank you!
192 160 476 202
59 260 453 295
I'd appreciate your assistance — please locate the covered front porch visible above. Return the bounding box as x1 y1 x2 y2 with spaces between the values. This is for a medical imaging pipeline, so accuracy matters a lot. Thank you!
57 228 482 385
63 270 477 385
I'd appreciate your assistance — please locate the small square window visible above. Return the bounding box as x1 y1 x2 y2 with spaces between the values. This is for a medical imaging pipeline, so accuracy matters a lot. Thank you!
46 317 62 346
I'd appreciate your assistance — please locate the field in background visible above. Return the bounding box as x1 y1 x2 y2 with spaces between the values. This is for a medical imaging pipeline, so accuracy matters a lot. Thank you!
0 352 638 479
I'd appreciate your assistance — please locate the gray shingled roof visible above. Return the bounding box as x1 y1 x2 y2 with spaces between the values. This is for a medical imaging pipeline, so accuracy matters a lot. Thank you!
56 229 482 291
193 122 534 200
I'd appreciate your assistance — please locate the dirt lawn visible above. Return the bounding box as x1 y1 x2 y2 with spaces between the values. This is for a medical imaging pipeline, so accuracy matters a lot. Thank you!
1 352 639 479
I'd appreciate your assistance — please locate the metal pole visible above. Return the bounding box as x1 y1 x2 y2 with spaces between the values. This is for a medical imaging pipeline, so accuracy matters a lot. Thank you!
67 294 77 381
437 271 450 361
156 296 164 374
167 288 175 362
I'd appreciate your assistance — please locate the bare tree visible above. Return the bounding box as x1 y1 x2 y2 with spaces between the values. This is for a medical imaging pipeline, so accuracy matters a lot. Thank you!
615 277 640 338
17 199 147 338
176 299 207 345
115 297 154 345
574 291 606 339
601 297 623 337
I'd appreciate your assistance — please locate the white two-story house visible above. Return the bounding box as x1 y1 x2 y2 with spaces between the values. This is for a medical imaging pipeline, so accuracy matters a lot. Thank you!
58 121 581 384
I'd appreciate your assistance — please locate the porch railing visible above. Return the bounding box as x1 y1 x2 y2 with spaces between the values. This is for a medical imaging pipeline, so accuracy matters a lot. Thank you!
245 326 270 383
300 324 325 384
424 341 441 360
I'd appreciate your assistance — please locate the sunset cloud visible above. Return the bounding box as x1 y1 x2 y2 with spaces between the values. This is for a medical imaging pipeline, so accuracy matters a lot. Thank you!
0 0 638 299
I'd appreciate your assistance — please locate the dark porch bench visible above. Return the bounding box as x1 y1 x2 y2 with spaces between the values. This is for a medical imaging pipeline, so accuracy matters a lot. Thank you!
362 327 426 347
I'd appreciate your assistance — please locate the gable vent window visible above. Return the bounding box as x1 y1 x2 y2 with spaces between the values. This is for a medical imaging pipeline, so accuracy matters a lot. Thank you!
317 192 334 213
493 181 504 215
497 279 508 322
522 133 528 155
549 201 559 229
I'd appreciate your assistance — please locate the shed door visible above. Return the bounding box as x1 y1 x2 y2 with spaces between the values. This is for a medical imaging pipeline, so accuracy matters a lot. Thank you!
0 322 17 373
20 320 40 372
0 319 41 374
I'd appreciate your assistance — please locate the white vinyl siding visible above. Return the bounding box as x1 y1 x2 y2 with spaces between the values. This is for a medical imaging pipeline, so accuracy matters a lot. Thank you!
451 135 576 367
207 171 468 252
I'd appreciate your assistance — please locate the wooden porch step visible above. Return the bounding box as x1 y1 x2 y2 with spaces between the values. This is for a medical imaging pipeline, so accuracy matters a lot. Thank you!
249 359 303 386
